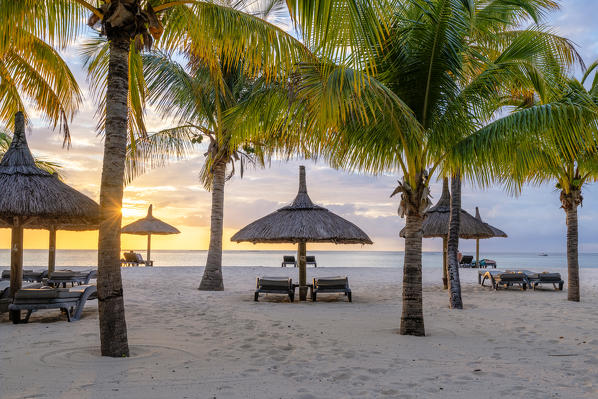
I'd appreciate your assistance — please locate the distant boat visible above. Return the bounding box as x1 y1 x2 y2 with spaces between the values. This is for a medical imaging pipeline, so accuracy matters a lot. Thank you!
538 253 548 256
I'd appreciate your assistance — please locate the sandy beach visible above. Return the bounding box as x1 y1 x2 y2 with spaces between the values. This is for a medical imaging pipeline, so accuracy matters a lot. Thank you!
1 266 597 399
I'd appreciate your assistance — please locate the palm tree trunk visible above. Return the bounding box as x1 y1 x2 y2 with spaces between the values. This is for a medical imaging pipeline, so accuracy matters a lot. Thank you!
400 212 425 336
199 161 226 291
566 205 580 301
97 36 130 358
447 173 463 309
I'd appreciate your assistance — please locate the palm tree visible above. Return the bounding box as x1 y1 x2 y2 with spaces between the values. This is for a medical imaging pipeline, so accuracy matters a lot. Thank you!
6 0 348 356
0 5 81 142
125 52 280 291
231 0 596 335
467 70 598 302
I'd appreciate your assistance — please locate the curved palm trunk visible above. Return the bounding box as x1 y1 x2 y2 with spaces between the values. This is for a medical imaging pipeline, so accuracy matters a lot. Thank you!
97 36 130 357
400 212 425 336
566 204 580 301
199 161 226 291
447 173 463 309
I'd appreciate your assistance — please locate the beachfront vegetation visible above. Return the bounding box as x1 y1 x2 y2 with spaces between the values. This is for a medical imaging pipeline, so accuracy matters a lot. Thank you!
231 0 598 335
474 66 598 302
123 53 291 291
0 3 81 144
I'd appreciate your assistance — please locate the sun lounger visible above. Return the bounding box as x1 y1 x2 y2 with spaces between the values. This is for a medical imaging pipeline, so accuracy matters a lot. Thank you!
312 276 351 302
506 270 564 291
121 252 153 267
47 270 97 287
1 269 47 282
1 281 44 313
459 255 474 268
480 270 527 290
479 259 497 268
254 277 295 302
8 284 97 323
306 256 317 268
281 256 297 268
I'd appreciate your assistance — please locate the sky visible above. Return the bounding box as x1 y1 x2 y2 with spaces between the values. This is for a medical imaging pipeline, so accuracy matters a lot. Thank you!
2 1 598 253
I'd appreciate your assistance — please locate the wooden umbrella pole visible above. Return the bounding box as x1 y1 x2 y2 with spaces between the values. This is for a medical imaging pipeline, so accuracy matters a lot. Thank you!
48 226 56 274
297 241 307 301
147 234 151 265
476 239 479 267
442 236 448 289
9 217 24 322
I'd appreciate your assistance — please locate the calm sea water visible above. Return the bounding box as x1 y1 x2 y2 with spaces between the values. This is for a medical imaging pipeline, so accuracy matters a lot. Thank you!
0 249 597 269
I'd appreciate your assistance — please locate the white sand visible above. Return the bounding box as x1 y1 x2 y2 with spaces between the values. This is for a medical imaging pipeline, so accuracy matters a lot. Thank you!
1 265 598 399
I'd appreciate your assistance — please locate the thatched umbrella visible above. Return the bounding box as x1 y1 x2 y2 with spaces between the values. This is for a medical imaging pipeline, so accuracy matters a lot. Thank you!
400 179 494 287
474 206 507 266
0 112 99 299
121 204 180 264
231 165 372 300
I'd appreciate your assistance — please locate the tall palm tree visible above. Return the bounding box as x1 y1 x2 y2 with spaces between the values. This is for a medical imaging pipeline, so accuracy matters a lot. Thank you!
125 52 280 291
464 70 598 302
231 0 596 335
7 0 356 357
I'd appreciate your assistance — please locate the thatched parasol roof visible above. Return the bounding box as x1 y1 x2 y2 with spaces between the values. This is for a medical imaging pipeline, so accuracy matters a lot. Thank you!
121 205 180 235
475 207 507 238
0 112 99 227
399 179 494 239
231 166 373 244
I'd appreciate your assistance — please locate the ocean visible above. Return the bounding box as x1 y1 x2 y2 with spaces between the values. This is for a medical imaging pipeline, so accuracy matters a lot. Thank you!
1 249 597 269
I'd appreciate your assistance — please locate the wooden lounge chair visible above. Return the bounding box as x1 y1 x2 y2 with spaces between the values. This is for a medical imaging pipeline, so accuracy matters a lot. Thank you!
1 269 47 282
481 270 527 290
506 270 564 291
459 255 474 268
312 276 351 302
281 256 297 268
121 252 153 267
1 281 43 313
8 284 97 323
47 270 97 287
254 277 294 302
306 256 317 268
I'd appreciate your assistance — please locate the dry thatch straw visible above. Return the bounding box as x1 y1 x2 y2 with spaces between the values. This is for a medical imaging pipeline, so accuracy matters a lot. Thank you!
121 205 180 263
399 180 494 239
0 113 99 227
0 112 99 299
231 166 372 244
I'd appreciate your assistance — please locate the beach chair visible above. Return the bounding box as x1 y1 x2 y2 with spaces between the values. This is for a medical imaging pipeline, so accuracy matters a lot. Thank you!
254 277 295 302
136 253 153 267
121 251 138 267
312 276 351 302
481 270 527 290
459 255 474 267
8 284 97 323
479 259 497 268
306 256 317 268
281 256 297 268
506 270 564 291
1 269 47 282
1 281 43 313
47 270 97 287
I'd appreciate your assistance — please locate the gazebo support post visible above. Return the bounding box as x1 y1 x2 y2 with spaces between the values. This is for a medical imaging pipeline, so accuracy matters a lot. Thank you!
9 217 24 322
297 241 307 301
48 226 56 274
442 237 448 289
147 233 151 264
476 238 479 267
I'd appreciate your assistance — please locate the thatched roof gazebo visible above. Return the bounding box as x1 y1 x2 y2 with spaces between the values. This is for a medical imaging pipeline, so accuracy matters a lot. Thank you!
121 204 180 265
231 165 372 300
0 112 99 299
400 179 494 287
474 206 507 266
